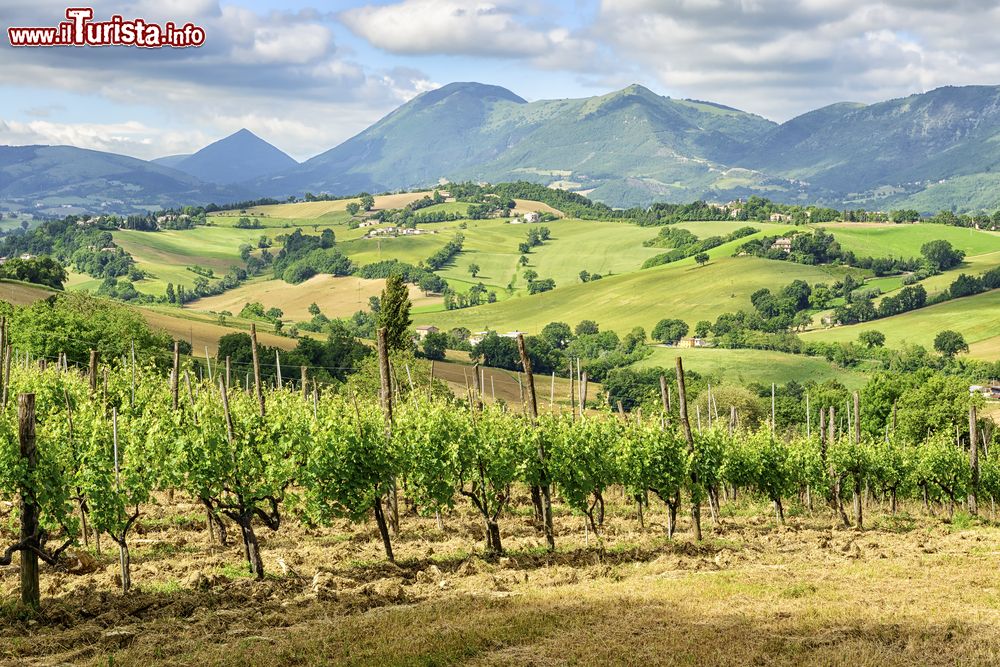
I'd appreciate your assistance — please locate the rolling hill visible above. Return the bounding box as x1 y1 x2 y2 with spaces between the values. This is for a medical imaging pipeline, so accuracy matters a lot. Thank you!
0 145 245 215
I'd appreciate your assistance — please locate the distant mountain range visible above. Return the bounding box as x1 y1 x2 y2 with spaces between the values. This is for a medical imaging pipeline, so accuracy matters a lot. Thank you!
5 83 1000 214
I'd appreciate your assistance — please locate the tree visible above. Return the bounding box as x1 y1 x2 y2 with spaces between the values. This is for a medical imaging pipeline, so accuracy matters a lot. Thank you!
934 330 968 358
694 320 712 338
579 270 590 283
920 240 965 272
694 252 710 266
652 318 689 345
346 202 361 216
468 263 480 278
518 255 529 266
575 320 599 336
858 330 886 348
540 321 573 349
522 269 538 283
360 193 375 211
165 282 176 304
421 331 448 360
308 302 321 317
376 274 412 351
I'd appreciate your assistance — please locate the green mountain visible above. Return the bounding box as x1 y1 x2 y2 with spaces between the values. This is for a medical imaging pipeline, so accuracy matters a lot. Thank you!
263 82 1000 211
171 129 297 185
261 82 797 207
0 145 246 215
739 86 1000 209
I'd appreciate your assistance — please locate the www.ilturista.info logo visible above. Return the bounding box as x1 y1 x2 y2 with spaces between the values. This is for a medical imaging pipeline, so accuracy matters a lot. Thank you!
7 7 206 48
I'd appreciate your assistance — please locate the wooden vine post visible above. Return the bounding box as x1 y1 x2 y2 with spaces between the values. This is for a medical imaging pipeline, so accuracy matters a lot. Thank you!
249 324 265 417
675 357 702 541
170 342 179 411
19 393 39 609
301 366 308 401
853 390 863 530
969 405 979 515
517 333 554 551
376 328 399 538
89 349 100 397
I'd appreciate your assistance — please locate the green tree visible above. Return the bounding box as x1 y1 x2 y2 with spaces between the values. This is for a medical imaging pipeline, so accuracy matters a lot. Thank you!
421 331 447 360
377 274 412 351
468 263 480 278
360 193 375 211
694 252 710 266
308 302 321 317
920 240 965 272
694 320 712 338
346 202 361 216
540 321 573 349
858 330 886 348
934 330 968 357
165 282 176 304
652 318 689 345
522 269 538 283
575 319 599 336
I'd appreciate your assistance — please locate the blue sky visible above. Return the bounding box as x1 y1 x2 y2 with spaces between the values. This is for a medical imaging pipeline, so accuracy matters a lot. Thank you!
3 0 1000 160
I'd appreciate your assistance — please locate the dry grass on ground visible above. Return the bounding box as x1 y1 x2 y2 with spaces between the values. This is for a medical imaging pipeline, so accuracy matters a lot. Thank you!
2 493 1000 666
188 276 441 322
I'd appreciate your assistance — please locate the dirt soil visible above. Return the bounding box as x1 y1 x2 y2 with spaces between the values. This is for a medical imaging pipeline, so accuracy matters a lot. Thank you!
2 494 1000 666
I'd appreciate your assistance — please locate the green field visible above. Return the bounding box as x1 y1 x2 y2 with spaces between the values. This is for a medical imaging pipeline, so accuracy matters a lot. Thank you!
115 228 266 295
634 346 868 388
415 255 852 334
802 288 1000 358
820 222 1000 258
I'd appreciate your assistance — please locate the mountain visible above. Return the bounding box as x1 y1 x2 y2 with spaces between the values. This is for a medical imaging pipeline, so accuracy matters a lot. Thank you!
173 129 297 185
738 86 1000 208
151 154 191 168
258 82 795 207
7 83 1000 213
0 145 246 215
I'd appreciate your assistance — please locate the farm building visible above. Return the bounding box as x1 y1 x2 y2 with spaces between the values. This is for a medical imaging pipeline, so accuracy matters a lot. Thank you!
414 325 439 341
772 237 793 253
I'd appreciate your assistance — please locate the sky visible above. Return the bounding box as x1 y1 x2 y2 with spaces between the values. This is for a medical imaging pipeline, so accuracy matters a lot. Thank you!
2 0 1000 161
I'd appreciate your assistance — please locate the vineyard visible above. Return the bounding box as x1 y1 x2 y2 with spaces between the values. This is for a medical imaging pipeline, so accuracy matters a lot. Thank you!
1 324 999 664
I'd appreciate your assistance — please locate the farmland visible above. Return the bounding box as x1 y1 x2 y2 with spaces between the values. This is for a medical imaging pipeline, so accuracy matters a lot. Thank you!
803 288 1000 358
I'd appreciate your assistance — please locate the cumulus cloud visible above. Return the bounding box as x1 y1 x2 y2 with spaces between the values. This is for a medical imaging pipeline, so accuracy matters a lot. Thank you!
0 118 211 157
0 1 437 158
339 0 601 69
595 0 1000 119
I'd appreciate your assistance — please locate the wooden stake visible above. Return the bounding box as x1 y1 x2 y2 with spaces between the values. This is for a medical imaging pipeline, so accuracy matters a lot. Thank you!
170 342 179 411
675 357 702 541
249 324 265 417
18 393 39 609
205 346 213 384
112 407 130 593
90 349 99 397
275 350 282 389
970 405 979 515
301 366 308 400
517 333 553 551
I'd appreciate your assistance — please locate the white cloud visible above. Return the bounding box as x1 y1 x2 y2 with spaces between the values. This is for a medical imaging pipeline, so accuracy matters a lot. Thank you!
339 0 601 68
595 0 1000 119
0 119 211 158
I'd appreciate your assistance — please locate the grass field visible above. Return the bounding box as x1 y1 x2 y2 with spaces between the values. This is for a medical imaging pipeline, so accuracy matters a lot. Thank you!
115 228 267 296
416 256 852 336
4 492 1000 666
0 279 55 305
634 346 869 388
802 288 1000 358
820 222 1000 258
188 275 441 321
